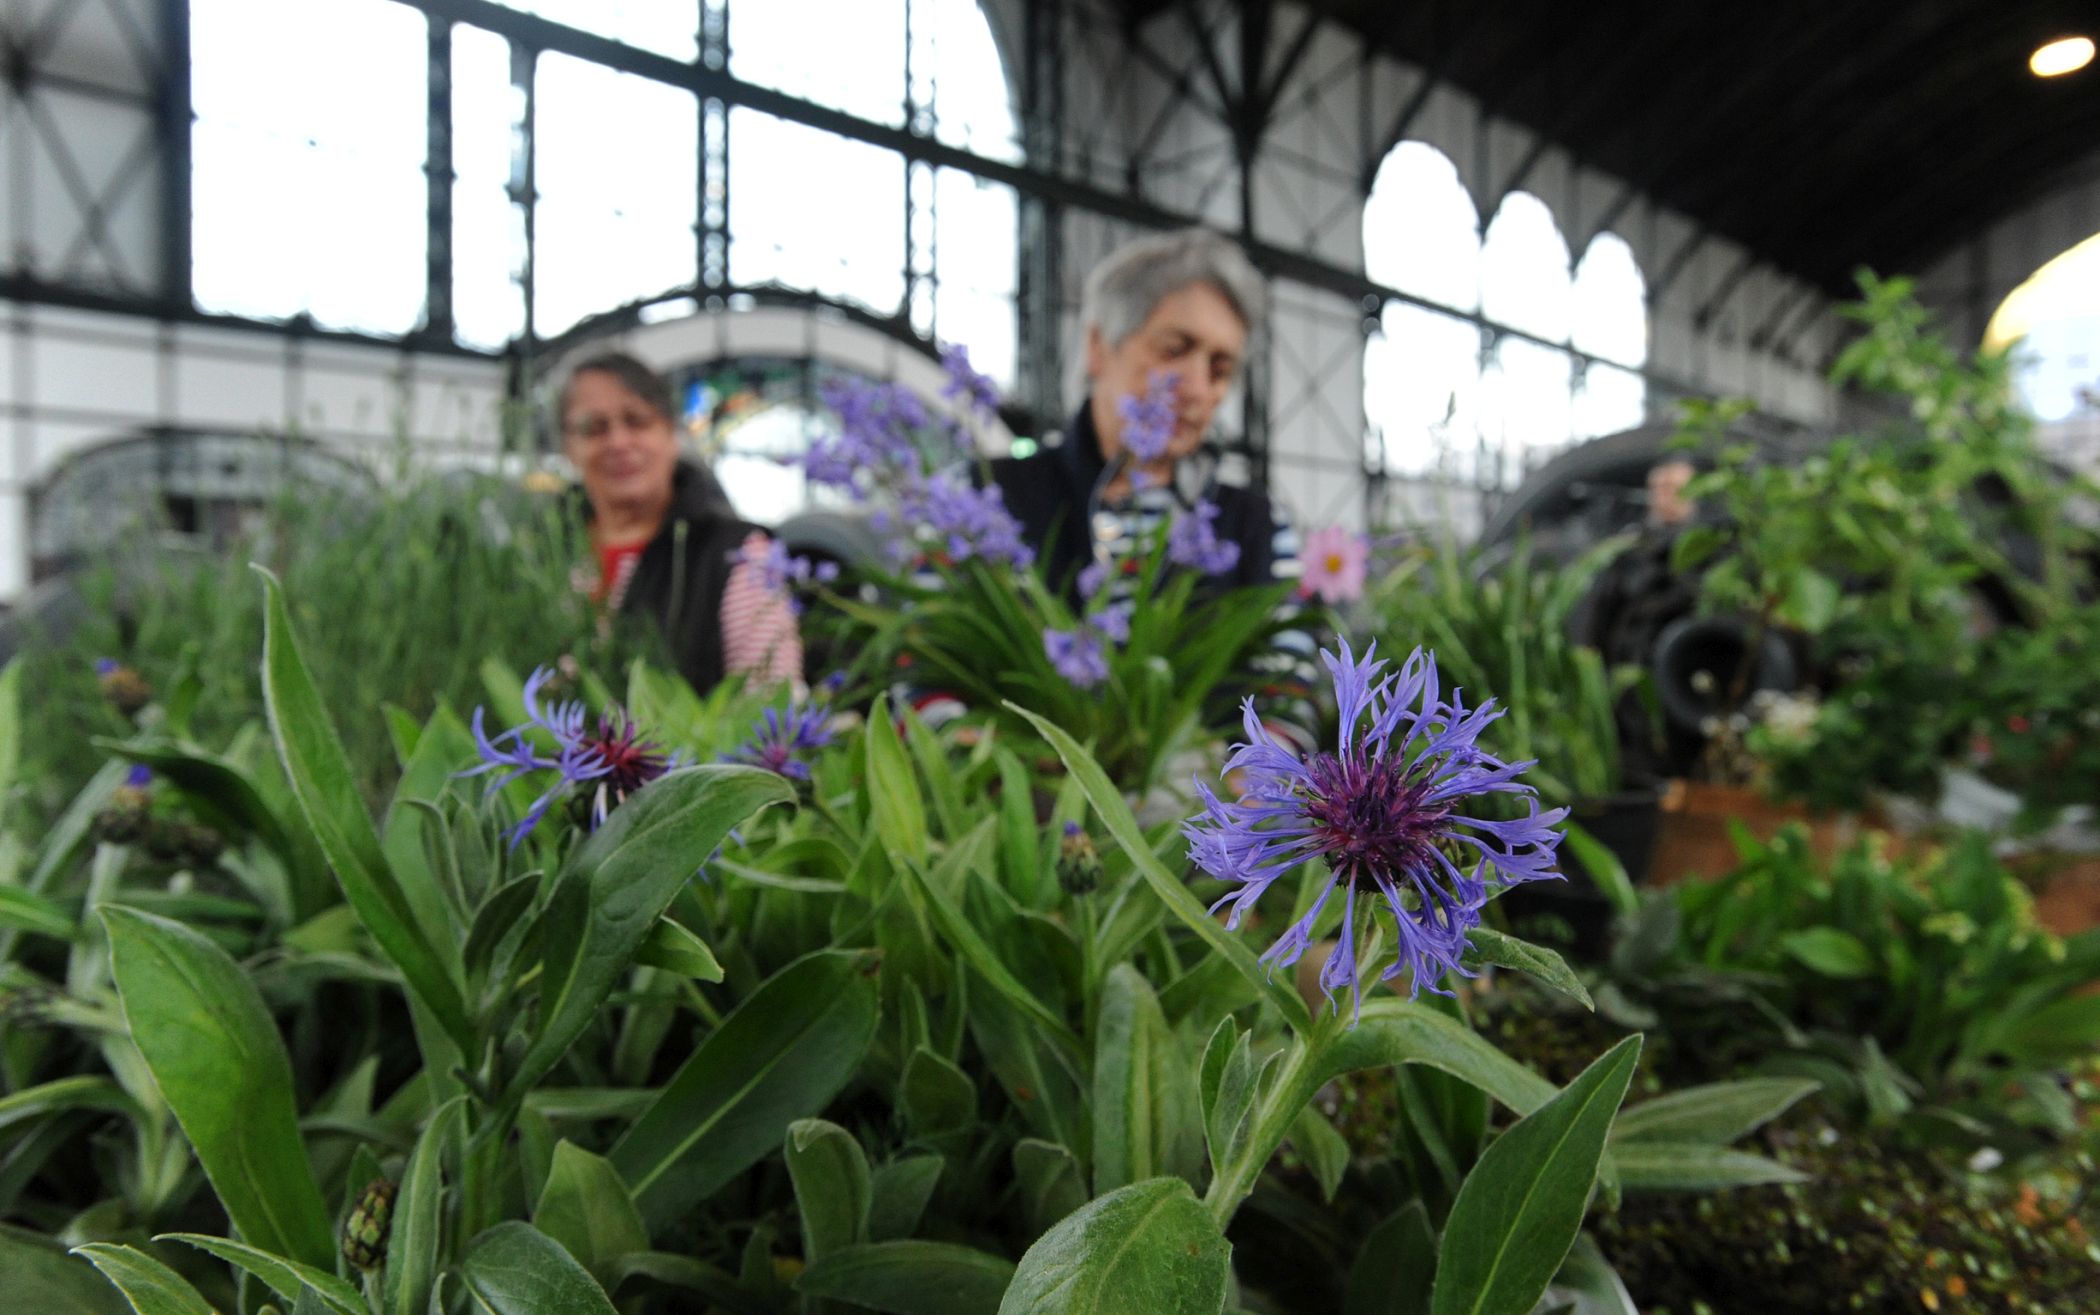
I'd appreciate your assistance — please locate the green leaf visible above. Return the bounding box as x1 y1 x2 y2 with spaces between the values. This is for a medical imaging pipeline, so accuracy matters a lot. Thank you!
785 1119 872 1262
1430 1035 1642 1315
459 1221 619 1315
506 764 793 1107
1537 1236 1636 1315
0 659 20 804
1610 1078 1818 1146
534 1141 649 1284
1092 965 1203 1194
385 1097 464 1315
1198 1020 1259 1178
1289 1103 1351 1203
867 695 930 867
0 1225 129 1315
1608 1143 1807 1192
796 1241 1016 1315
154 1234 364 1315
1463 929 1593 1011
900 856 1081 1054
1321 999 1558 1117
869 1156 945 1242
611 950 878 1229
1012 1140 1087 1238
257 568 474 1052
380 704 479 941
1344 1202 1436 1315
635 915 725 981
611 1253 771 1315
1780 927 1875 978
999 1177 1231 1315
0 886 83 941
111 738 334 922
1778 567 1841 633
70 1243 215 1315
100 906 335 1270
1005 703 1312 1035
902 1046 979 1140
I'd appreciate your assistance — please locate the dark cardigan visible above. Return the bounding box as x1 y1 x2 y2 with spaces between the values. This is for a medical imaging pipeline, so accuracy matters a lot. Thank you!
582 461 759 694
987 399 1278 600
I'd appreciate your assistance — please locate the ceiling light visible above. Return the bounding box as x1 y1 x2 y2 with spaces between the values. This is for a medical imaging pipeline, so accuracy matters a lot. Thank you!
2030 36 2094 77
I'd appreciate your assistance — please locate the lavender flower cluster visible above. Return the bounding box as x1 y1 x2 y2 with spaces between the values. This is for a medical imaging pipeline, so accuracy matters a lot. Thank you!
805 347 1033 569
1166 500 1241 577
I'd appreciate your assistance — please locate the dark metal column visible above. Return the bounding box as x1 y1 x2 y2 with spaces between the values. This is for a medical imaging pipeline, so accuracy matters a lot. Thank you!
156 0 193 314
422 20 456 345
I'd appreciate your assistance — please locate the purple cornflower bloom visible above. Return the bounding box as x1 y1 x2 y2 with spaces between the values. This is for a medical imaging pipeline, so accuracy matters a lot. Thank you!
939 343 1002 421
1077 559 1111 601
1089 601 1133 645
464 667 676 848
1117 370 1179 465
1043 627 1110 688
1184 642 1566 1016
730 701 834 781
94 657 120 676
1166 500 1242 576
123 763 153 789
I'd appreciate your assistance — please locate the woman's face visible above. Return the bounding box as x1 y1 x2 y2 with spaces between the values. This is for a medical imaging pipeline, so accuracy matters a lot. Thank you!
563 369 680 513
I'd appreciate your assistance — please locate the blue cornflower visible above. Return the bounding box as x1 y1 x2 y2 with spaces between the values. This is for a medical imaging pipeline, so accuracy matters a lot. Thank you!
1166 500 1241 576
939 343 1002 421
1184 642 1565 1015
123 764 153 789
94 657 120 676
737 539 841 606
730 700 834 780
1089 601 1133 645
1043 627 1110 688
1117 370 1179 465
464 667 676 848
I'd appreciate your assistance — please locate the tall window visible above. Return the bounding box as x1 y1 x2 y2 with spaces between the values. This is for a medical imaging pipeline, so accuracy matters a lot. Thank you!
191 0 429 334
1571 232 1648 439
1478 192 1573 478
1362 142 1483 479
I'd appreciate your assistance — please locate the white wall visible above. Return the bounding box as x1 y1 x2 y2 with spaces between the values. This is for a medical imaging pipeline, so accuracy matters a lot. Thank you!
0 303 509 597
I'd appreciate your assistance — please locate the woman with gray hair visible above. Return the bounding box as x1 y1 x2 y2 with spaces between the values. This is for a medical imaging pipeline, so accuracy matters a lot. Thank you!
988 227 1286 598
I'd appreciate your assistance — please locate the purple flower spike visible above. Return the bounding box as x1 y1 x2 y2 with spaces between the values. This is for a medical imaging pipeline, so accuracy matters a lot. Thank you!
1077 559 1111 601
1117 369 1179 464
1183 642 1566 1018
1043 627 1110 689
462 666 675 848
1089 601 1133 645
730 700 834 780
1167 500 1241 577
939 343 1002 421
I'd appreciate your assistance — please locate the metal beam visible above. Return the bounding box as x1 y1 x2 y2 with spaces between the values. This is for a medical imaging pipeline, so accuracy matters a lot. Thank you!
157 0 191 315
423 20 455 342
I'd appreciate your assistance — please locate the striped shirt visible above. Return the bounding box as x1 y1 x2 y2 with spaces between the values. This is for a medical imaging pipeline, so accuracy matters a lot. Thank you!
719 531 804 688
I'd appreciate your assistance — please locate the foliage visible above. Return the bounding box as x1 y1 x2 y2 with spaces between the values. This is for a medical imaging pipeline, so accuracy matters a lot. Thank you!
1362 536 1647 809
9 471 654 819
1960 600 2100 829
0 570 1810 1315
1600 827 2100 1156
1670 272 2100 809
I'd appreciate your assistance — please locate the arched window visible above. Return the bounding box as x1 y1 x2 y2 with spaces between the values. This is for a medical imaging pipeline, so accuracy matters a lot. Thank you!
1571 232 1648 439
1986 229 2100 464
1478 192 1573 474
1362 142 1484 478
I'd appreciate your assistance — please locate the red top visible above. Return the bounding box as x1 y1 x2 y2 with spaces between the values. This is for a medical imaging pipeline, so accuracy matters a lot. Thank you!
595 542 645 607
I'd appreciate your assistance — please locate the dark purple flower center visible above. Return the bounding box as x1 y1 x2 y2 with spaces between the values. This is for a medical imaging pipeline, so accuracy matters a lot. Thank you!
588 715 669 795
1300 751 1448 888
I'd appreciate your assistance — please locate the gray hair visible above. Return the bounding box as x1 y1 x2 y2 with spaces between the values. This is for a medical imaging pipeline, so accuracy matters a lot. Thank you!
1081 228 1266 347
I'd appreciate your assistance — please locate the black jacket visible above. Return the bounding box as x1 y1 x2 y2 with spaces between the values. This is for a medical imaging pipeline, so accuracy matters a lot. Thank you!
987 400 1278 599
582 461 759 694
